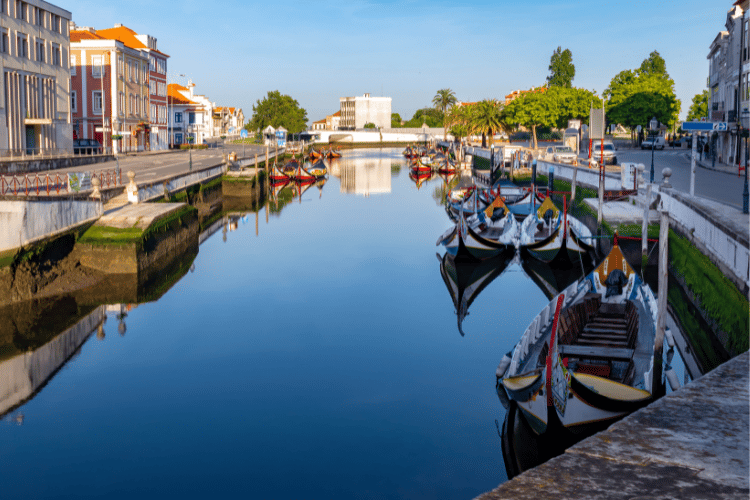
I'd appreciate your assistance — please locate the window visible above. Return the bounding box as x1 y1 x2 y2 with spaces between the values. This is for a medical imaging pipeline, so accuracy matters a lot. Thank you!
51 44 60 66
16 34 28 59
70 54 76 75
149 55 155 72
92 55 102 77
50 13 60 33
1 0 4 14
151 103 156 121
150 80 156 95
119 92 124 116
34 7 43 26
71 91 77 112
174 112 182 123
1 30 7 54
35 38 44 63
118 55 123 77
188 112 195 124
15 1 25 21
92 91 103 114
129 94 133 115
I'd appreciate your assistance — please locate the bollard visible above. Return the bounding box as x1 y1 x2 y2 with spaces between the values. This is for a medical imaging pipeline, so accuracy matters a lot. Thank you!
661 167 673 189
642 183 651 258
126 170 138 204
531 157 537 186
90 176 101 200
548 166 554 195
653 209 669 398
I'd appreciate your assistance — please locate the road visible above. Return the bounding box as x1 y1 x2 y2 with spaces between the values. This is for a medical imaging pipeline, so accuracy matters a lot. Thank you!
7 142 272 184
610 147 745 210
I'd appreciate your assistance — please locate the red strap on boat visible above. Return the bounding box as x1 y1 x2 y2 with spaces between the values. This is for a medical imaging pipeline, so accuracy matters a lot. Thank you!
546 294 566 408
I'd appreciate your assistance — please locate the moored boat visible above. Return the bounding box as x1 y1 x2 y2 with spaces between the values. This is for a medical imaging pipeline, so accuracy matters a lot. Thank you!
497 238 658 436
269 161 291 183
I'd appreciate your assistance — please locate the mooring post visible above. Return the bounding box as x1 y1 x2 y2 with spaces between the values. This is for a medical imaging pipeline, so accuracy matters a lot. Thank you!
642 183 651 257
690 132 697 196
653 209 669 398
597 163 604 225
571 161 578 203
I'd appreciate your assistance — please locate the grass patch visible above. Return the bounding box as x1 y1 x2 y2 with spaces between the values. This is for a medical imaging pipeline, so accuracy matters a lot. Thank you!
669 230 749 354
473 156 491 170
78 225 144 245
668 284 725 370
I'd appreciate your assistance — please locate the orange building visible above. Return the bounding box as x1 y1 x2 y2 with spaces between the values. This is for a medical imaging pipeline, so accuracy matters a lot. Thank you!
504 87 547 105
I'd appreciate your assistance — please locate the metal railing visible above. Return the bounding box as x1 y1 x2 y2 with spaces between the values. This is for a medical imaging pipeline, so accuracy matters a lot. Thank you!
0 167 122 196
0 147 113 161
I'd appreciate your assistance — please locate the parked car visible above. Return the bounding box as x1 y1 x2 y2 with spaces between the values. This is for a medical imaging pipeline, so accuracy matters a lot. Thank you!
73 138 103 155
551 145 577 164
641 136 666 150
589 140 618 165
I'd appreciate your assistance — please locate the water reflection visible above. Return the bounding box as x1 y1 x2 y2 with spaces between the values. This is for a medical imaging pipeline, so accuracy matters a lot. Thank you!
332 149 392 195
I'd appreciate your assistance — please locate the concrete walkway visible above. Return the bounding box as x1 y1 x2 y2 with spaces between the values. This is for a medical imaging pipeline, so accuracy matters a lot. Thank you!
96 202 186 230
695 154 745 176
476 352 749 500
583 199 660 224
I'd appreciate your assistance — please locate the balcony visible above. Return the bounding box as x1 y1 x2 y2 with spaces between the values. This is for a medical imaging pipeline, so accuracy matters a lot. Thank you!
727 110 737 122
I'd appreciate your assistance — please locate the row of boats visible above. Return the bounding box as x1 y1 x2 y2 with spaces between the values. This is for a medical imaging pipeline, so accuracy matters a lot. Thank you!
426 172 668 470
269 147 342 184
404 145 458 176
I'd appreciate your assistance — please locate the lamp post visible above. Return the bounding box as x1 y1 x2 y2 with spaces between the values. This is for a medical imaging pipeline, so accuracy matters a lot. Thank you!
649 116 658 183
742 110 749 214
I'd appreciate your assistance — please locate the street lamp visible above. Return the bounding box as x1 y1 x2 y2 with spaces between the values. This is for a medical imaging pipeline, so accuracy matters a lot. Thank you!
742 109 749 214
649 116 658 183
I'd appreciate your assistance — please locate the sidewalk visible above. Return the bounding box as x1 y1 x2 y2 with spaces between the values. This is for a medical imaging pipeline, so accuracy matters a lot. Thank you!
693 153 744 176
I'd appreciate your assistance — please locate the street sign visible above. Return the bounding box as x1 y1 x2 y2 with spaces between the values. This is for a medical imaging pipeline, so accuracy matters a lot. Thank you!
240 129 249 139
713 122 728 131
682 121 715 131
95 127 111 132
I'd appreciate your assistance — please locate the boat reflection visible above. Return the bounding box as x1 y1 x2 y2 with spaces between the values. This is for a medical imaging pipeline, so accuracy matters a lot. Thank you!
438 248 515 336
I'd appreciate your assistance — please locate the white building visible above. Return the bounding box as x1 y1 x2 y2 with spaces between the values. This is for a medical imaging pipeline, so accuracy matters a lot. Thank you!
0 0 73 154
339 93 391 130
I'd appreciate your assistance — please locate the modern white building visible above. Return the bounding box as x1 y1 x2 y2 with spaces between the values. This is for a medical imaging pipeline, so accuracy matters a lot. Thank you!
339 93 391 130
0 0 73 154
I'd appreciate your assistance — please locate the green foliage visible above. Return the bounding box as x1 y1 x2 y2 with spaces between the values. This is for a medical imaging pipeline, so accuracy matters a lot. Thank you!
669 230 749 354
547 47 575 88
391 113 402 128
364 122 376 129
248 90 308 134
432 89 457 114
687 90 709 122
470 99 504 147
179 144 208 150
605 51 681 129
403 108 444 128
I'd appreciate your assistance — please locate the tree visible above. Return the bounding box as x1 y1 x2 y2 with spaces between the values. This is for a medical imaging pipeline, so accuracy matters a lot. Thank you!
469 99 504 147
502 91 558 149
403 108 443 128
547 47 575 88
364 122 376 129
605 52 681 137
391 113 402 128
687 90 709 122
433 89 458 140
446 104 473 145
551 87 602 129
248 90 308 134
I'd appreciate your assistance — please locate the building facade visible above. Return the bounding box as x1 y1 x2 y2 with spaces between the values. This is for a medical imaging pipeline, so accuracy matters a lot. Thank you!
339 93 391 130
0 0 73 154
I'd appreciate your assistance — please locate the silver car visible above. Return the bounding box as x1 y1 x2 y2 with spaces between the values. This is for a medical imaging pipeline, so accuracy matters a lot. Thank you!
552 146 577 164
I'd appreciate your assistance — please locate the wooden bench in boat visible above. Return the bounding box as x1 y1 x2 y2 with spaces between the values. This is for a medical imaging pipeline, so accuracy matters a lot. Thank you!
558 344 635 361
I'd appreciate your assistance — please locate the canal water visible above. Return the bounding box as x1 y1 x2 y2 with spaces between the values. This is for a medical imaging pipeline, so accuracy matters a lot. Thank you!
0 148 687 499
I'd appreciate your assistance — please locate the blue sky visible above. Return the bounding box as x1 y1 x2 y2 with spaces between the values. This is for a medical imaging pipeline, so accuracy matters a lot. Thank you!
66 0 726 124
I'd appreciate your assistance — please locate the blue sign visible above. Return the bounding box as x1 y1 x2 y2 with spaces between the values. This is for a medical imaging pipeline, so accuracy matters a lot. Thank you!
682 121 727 131
240 129 248 139
275 129 287 147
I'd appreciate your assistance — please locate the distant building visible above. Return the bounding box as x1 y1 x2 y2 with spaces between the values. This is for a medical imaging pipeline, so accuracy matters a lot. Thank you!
504 87 547 105
167 82 204 146
326 110 341 130
311 118 326 131
1 1 73 154
339 93 391 130
214 107 244 136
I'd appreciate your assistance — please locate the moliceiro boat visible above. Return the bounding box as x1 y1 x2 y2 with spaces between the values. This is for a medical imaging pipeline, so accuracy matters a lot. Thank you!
437 196 518 260
496 239 658 436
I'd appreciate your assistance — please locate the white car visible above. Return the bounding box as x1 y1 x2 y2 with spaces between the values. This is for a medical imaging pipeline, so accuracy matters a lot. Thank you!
641 136 666 150
551 145 577 164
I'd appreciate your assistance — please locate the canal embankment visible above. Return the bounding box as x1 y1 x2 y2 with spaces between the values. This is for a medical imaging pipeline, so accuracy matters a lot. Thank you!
477 351 749 500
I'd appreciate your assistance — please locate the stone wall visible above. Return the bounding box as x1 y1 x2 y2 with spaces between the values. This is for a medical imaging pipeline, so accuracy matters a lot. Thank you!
0 155 116 175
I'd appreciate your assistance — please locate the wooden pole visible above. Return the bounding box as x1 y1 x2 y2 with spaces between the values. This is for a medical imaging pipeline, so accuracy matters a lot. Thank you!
653 209 669 398
571 162 578 203
642 183 651 257
597 163 604 224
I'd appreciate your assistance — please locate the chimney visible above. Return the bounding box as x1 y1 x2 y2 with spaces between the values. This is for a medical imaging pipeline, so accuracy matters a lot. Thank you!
115 23 123 28
187 80 194 99
364 93 370 98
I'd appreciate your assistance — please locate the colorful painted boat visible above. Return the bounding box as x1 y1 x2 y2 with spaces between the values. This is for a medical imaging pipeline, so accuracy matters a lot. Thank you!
497 239 658 436
269 162 291 183
438 196 518 260
518 197 595 264
306 159 328 179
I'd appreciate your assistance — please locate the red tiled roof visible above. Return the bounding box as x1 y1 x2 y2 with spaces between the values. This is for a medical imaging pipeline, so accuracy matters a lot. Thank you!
167 84 197 105
95 25 169 57
331 111 341 117
70 30 107 42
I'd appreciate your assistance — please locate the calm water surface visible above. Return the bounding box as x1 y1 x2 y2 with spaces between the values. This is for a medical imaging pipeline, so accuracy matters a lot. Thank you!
0 148 685 499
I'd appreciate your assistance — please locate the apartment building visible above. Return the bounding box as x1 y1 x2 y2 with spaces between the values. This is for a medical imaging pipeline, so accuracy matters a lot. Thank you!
94 25 169 150
339 93 391 130
167 82 207 145
213 106 244 136
0 0 73 154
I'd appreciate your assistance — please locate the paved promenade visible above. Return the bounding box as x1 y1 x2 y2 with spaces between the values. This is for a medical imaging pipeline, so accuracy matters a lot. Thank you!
476 352 749 500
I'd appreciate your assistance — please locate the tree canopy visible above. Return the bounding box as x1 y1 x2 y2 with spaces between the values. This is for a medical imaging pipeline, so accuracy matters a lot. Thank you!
502 87 601 148
547 47 575 88
247 90 308 134
470 100 505 147
400 107 444 128
432 89 457 114
391 113 402 127
686 90 709 122
605 51 680 131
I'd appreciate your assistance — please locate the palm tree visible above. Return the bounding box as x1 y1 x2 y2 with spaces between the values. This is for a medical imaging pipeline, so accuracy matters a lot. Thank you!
433 89 458 140
470 99 504 148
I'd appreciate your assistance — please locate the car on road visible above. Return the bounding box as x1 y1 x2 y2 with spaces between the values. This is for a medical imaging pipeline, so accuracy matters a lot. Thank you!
73 138 103 155
549 145 577 164
641 136 666 150
589 140 618 165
